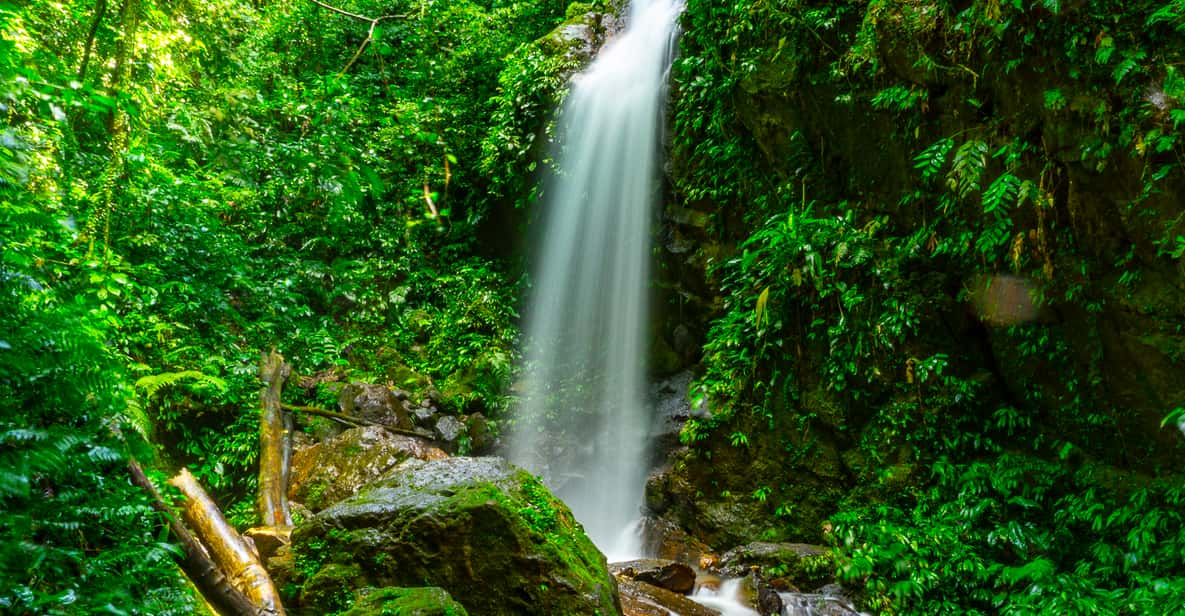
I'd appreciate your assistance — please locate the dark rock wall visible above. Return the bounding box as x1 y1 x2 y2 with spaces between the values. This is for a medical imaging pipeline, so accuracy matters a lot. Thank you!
652 0 1185 549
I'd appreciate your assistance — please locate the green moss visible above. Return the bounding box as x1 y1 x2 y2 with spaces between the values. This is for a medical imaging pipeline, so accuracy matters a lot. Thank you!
301 563 363 613
294 534 329 581
564 2 597 20
342 587 468 616
293 458 620 615
516 474 560 533
305 479 330 511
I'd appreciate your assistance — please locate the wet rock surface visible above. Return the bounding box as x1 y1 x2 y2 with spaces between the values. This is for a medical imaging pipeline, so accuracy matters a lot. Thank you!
288 425 447 512
718 542 829 576
610 558 697 595
411 406 437 428
617 576 720 616
433 414 467 448
291 456 621 616
338 383 414 430
717 541 836 595
647 371 702 458
636 515 715 565
778 589 864 616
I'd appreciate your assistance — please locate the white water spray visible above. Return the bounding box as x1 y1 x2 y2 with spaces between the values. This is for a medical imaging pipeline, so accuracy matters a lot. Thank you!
508 0 683 561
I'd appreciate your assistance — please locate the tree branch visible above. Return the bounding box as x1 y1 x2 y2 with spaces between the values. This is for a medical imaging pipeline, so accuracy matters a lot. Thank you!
78 0 108 83
304 0 407 75
282 403 426 438
171 469 286 616
305 0 372 21
258 351 292 528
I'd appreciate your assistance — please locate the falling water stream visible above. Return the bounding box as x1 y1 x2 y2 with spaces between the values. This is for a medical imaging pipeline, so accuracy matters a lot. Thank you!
507 0 683 562
507 2 865 614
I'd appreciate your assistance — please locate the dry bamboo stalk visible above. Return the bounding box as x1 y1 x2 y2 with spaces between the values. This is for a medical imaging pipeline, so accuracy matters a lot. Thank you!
258 351 292 527
170 468 286 616
128 461 260 616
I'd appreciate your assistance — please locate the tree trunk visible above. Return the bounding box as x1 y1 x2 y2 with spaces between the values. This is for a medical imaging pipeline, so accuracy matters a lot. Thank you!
258 351 292 527
77 0 108 83
127 460 260 616
170 468 286 616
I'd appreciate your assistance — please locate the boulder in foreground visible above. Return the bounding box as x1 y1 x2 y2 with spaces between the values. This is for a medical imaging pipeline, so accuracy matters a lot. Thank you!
292 456 621 615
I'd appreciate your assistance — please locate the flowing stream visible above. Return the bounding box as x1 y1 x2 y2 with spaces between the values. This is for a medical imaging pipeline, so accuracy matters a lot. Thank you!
507 0 683 562
506 3 873 615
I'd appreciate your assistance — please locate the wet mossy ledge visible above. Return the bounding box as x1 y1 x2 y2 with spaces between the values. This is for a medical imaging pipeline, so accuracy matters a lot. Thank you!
287 456 621 616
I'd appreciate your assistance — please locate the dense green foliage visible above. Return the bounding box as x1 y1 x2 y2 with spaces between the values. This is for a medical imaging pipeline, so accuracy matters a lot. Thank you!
1 23 190 609
3 0 566 607
672 0 1185 611
7 0 1185 612
0 209 195 613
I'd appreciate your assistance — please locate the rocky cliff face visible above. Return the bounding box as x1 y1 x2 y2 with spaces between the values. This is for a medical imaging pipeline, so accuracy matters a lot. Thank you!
651 0 1185 549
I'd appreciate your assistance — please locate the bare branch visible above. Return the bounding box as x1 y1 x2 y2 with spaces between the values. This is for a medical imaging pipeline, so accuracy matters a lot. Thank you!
128 460 261 616
305 0 372 22
304 0 407 75
281 403 427 438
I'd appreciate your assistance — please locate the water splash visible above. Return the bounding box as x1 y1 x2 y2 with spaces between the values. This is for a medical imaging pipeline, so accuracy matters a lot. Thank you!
508 0 683 561
691 580 759 616
691 579 869 616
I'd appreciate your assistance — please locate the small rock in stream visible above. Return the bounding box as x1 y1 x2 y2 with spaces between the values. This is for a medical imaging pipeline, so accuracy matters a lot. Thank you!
610 558 697 594
617 576 720 616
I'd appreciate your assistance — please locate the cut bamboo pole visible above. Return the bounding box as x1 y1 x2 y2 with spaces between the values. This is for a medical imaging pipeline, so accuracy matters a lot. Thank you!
170 468 286 616
128 460 260 616
258 351 292 527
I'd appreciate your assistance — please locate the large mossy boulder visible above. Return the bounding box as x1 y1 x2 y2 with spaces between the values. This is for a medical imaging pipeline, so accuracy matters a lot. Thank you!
291 457 622 616
289 425 448 512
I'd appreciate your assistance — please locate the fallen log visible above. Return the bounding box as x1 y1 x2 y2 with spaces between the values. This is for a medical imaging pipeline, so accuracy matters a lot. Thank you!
170 468 286 616
127 460 259 616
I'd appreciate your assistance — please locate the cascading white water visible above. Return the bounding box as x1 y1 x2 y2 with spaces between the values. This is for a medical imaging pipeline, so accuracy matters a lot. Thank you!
508 0 683 561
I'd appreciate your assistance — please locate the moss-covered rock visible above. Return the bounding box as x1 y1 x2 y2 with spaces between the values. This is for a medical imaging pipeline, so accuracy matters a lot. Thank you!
291 457 621 616
645 408 850 548
716 542 836 591
289 426 447 512
301 563 364 613
342 587 468 616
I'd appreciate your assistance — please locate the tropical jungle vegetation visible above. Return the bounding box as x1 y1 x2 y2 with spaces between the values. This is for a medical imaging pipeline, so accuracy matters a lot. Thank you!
3 0 1184 613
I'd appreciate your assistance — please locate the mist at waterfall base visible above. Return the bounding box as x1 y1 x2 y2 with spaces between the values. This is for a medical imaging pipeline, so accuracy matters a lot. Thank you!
506 0 683 564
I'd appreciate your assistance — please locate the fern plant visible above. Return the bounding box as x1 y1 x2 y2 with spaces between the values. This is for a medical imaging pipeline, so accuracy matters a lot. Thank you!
0 262 195 613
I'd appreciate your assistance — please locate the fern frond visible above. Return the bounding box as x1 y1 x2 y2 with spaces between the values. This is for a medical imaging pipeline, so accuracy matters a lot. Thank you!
949 139 989 199
1148 0 1185 32
121 398 153 441
913 137 955 181
834 241 850 265
133 370 227 399
983 173 1021 213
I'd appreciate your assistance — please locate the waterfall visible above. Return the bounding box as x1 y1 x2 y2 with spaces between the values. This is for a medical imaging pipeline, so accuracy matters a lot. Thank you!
508 0 683 561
